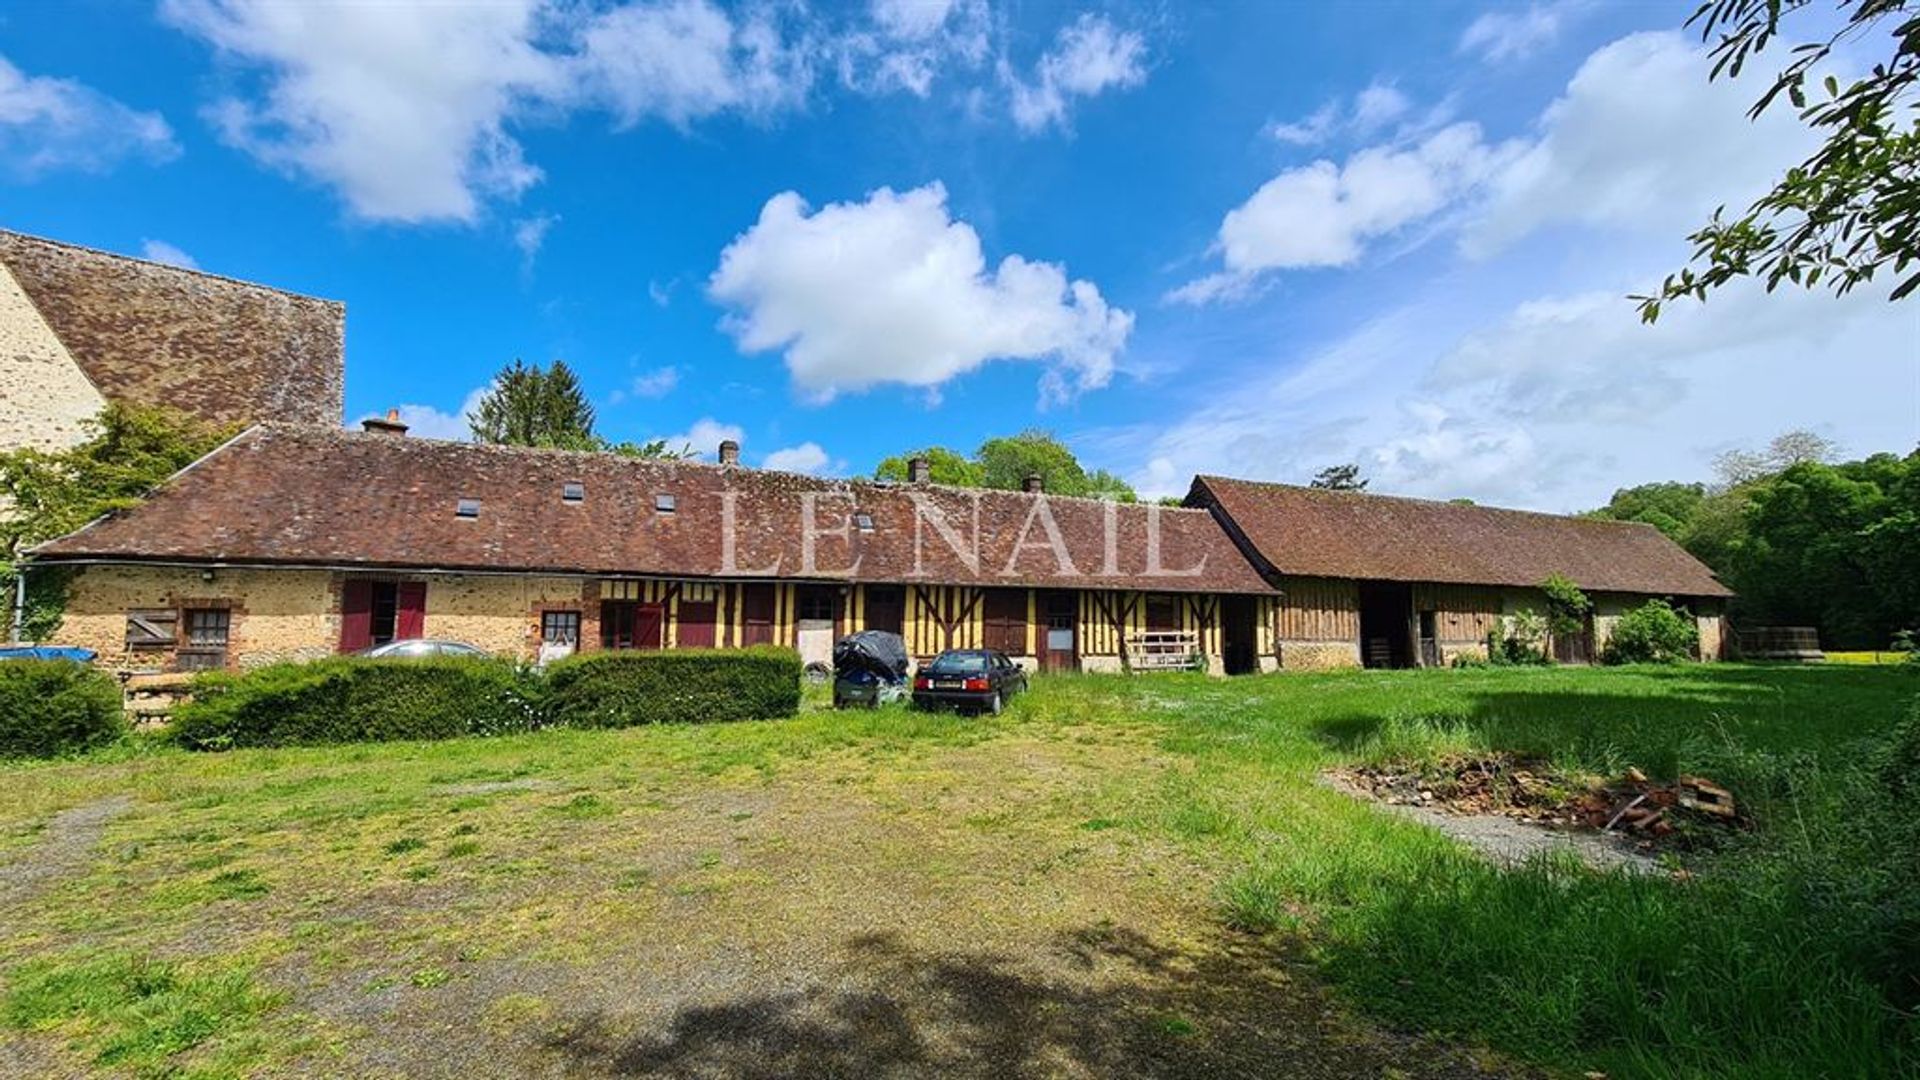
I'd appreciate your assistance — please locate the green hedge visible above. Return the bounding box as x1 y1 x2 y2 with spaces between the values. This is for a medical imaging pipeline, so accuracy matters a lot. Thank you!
0 660 125 759
170 657 541 750
543 646 802 728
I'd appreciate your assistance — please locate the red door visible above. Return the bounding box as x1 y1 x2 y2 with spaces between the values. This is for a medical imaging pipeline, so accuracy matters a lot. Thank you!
677 601 717 649
636 603 665 650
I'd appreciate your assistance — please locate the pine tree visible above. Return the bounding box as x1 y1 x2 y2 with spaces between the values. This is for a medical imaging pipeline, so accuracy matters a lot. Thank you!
469 359 599 451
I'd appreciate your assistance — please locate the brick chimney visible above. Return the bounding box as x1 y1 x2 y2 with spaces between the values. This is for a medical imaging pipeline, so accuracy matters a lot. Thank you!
908 456 931 483
718 439 740 466
1022 473 1044 494
361 408 408 436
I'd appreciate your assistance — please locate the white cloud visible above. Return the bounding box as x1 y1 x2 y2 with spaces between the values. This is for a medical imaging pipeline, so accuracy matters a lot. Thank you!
374 386 491 441
762 441 834 474
709 182 1132 404
1174 122 1515 300
1005 14 1147 133
1266 80 1411 147
1459 0 1591 63
869 0 959 41
513 212 558 270
1463 31 1819 255
656 417 744 459
1130 267 1915 510
0 54 178 179
628 365 679 398
163 0 560 223
139 239 198 270
576 0 813 127
1182 31 1816 299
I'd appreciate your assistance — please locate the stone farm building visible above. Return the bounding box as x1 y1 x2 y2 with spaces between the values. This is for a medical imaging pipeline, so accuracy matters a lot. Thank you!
8 227 1732 673
26 422 1732 673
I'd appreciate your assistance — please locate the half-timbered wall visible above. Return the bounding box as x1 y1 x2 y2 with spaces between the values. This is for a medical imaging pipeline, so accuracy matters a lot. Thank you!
1273 576 1362 669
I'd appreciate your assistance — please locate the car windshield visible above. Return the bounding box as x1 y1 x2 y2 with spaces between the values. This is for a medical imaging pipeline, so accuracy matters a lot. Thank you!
928 653 989 674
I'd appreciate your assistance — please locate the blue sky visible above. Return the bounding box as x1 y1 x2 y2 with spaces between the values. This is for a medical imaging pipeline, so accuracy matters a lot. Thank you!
4 0 1914 510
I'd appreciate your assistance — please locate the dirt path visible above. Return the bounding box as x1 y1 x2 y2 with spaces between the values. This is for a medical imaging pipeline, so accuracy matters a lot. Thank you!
0 795 132 908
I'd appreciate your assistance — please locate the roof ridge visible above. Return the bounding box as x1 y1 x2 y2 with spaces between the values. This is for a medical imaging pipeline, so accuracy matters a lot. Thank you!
0 228 343 307
293 424 1206 512
1196 473 1656 528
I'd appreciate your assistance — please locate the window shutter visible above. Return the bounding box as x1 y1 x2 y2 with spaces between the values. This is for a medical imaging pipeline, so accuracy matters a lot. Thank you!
396 582 428 640
340 579 373 652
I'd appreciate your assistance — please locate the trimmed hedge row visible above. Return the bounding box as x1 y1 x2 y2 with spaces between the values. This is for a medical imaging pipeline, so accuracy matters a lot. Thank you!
169 647 804 750
0 660 126 759
171 657 541 750
544 647 803 728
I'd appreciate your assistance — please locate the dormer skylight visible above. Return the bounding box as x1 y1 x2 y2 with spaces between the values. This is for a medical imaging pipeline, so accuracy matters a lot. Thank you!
454 498 481 519
562 482 585 503
853 512 875 533
655 493 676 513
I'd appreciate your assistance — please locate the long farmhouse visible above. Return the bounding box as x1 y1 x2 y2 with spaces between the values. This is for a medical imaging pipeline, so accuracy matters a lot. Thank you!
6 228 1731 672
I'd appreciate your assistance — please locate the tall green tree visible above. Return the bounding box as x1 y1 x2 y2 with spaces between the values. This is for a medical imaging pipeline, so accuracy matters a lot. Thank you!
469 359 600 451
873 447 985 487
873 432 1137 500
1 405 233 639
1309 464 1368 491
1638 0 1920 319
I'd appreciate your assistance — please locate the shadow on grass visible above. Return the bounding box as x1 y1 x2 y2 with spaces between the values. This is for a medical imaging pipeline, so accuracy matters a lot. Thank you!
542 926 1505 1079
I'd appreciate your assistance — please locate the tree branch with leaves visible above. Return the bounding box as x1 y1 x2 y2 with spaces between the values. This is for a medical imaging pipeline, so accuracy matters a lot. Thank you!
1637 0 1920 319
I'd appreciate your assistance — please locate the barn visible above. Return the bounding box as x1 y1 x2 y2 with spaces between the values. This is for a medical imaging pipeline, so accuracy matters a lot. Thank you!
1185 475 1733 667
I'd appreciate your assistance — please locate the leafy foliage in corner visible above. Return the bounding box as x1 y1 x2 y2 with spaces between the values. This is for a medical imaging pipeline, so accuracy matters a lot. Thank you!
0 659 126 759
0 405 235 641
1637 0 1920 318
170 658 542 749
876 431 1137 500
1605 599 1702 664
543 647 803 728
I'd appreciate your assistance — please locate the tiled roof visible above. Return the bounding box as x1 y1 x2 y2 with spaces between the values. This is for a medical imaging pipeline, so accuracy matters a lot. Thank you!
1190 475 1732 598
33 426 1276 595
0 230 344 428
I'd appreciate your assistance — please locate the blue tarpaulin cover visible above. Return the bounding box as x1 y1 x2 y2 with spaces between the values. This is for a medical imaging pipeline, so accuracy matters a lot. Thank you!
0 645 97 662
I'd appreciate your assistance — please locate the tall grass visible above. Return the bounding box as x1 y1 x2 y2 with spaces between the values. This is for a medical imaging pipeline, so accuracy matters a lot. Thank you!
1059 665 1919 1079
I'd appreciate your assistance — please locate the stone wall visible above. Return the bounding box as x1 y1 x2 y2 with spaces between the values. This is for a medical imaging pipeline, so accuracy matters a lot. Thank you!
0 261 107 453
54 565 336 669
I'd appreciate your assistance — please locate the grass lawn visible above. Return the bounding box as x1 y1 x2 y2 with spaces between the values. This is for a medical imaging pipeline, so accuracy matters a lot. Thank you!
0 664 1914 1078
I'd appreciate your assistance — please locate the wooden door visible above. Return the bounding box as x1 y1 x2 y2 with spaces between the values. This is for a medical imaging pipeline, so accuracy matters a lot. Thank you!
677 601 716 649
982 589 1028 657
863 586 905 636
740 584 776 646
1040 590 1077 672
635 603 665 650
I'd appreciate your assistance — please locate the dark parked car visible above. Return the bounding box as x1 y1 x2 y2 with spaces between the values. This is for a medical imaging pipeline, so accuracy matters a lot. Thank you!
912 649 1028 714
354 639 486 659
